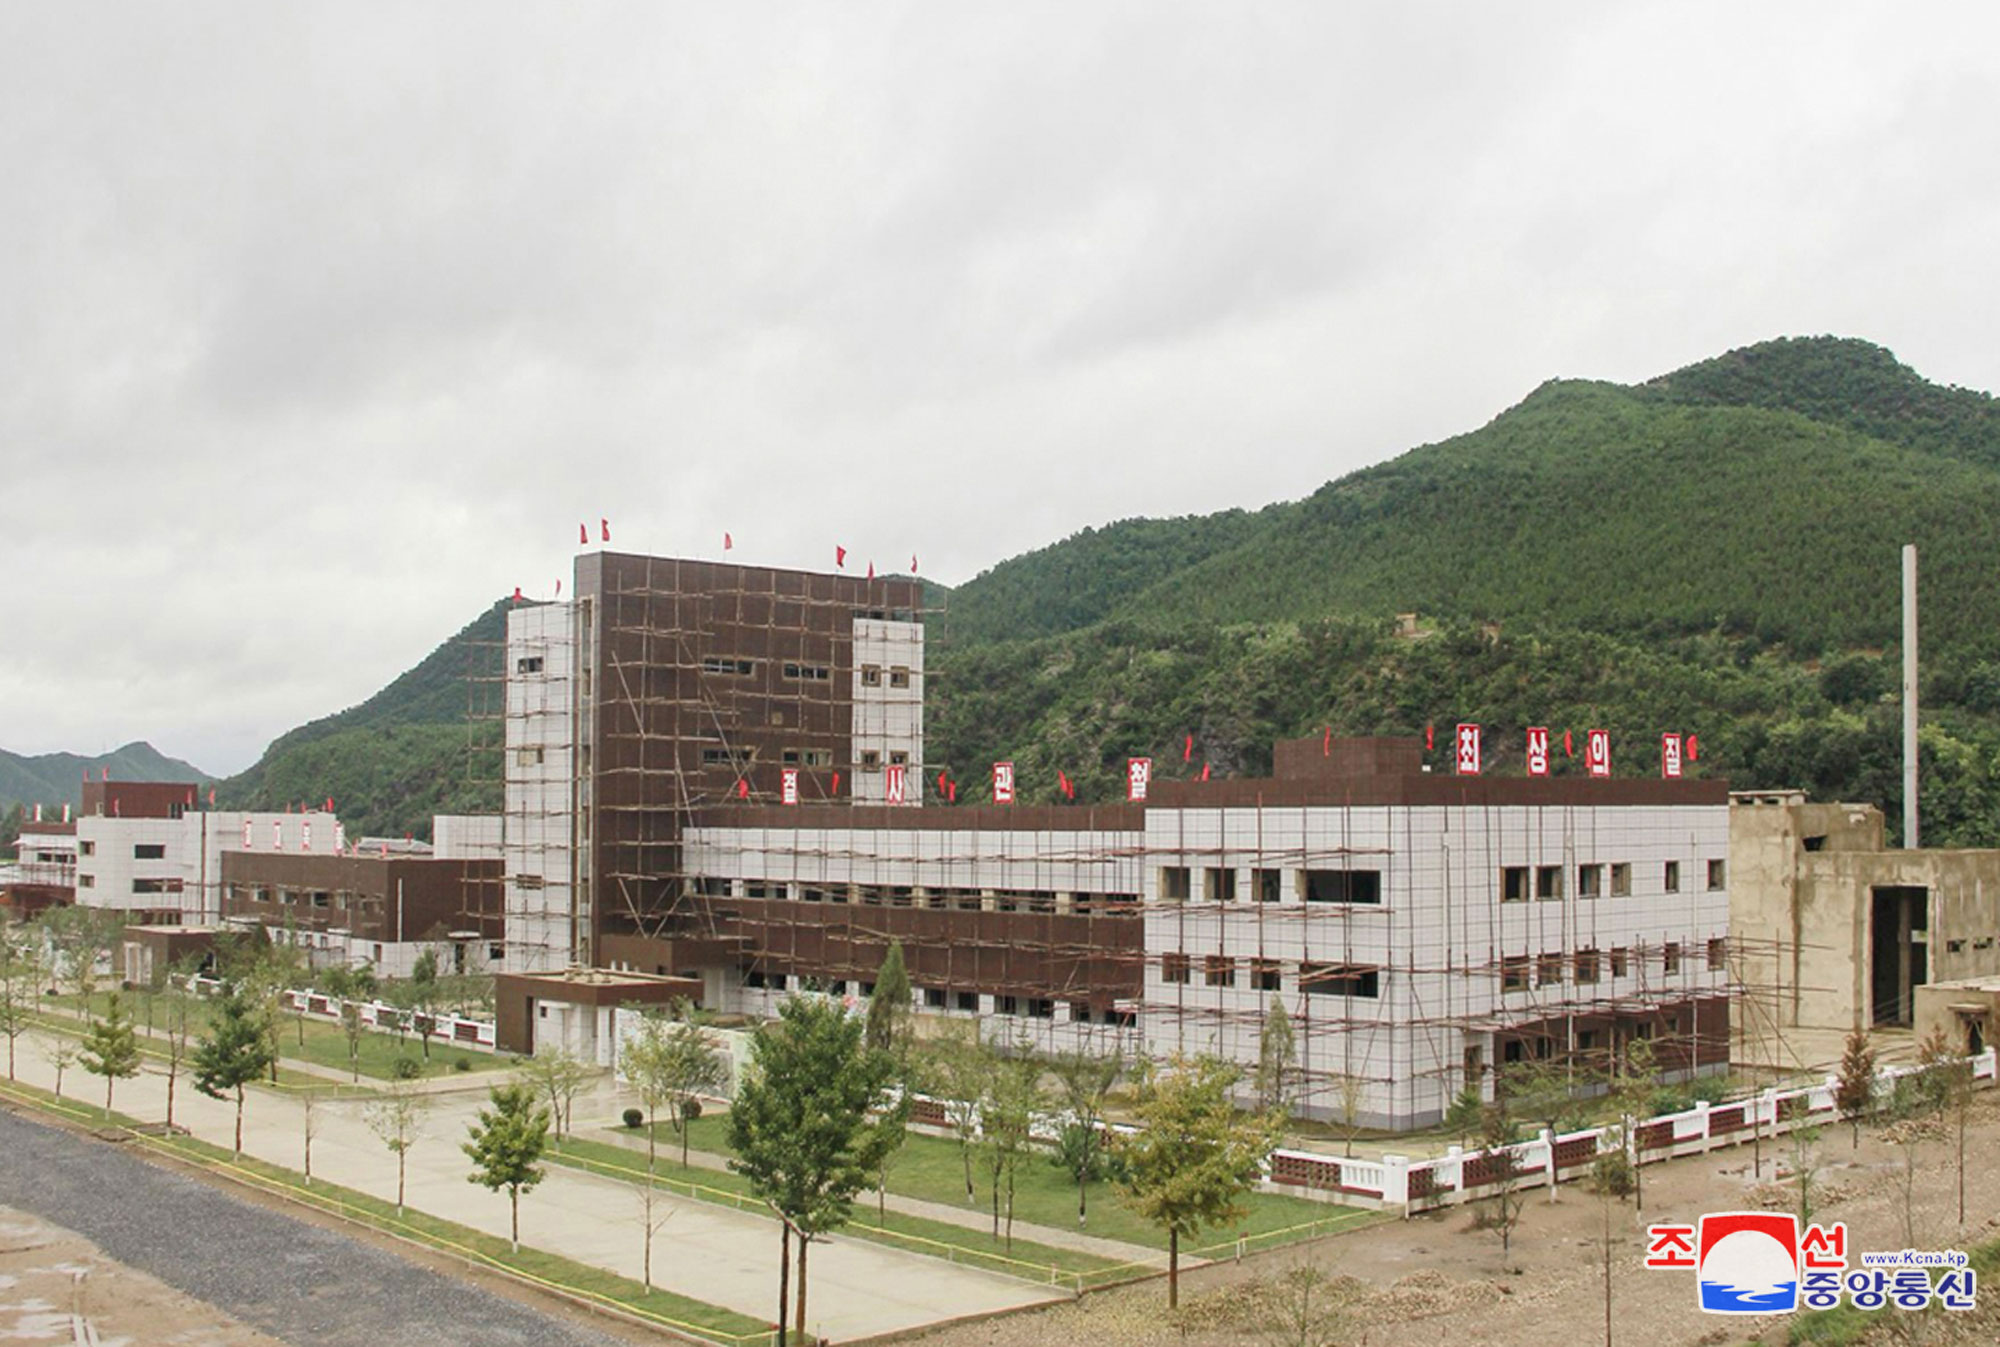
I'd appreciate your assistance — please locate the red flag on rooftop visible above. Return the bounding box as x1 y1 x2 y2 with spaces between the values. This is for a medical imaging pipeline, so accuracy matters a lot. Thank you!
736 778 750 800
948 781 957 803
1687 734 1700 762
936 770 947 797
512 587 524 603
831 771 841 796
601 518 610 542
1425 723 1435 751
1183 734 1193 763
1057 769 1071 799
555 579 563 598
580 522 588 545
835 545 847 569
867 561 876 580
1564 729 1574 757
1323 726 1331 756
1200 762 1211 782
325 797 334 813
208 788 215 806
910 554 918 573
724 532 734 551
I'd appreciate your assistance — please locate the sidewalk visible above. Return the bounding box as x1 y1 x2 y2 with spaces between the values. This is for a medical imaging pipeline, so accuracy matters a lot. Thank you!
584 1113 1169 1269
7 1028 1063 1342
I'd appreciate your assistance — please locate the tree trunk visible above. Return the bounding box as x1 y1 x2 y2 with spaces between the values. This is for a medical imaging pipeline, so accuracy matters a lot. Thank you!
648 1107 658 1173
682 1111 691 1170
793 1233 809 1344
991 1170 1000 1236
510 1186 520 1253
8 1034 14 1080
166 1064 177 1128
1078 1171 1087 1228
397 1153 406 1215
777 1222 790 1347
644 1198 653 1292
1169 1228 1179 1308
105 1075 114 1111
961 1138 974 1204
234 1088 244 1158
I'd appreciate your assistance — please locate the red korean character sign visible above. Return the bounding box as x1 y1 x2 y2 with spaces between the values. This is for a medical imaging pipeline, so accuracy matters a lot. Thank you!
1645 1223 1697 1269
780 768 800 805
1126 757 1152 802
1525 727 1550 777
1586 728 1611 778
1454 723 1481 776
1661 734 1684 779
885 764 907 806
992 761 1015 805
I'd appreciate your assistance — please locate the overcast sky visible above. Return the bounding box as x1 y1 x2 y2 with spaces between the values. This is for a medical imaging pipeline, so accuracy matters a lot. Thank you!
4 4 1998 776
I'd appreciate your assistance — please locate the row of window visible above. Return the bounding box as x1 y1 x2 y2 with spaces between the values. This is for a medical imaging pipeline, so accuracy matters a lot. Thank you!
1160 867 1381 904
858 665 914 689
1501 859 1725 902
74 841 169 859
1499 938 1726 991
729 881 1140 912
738 971 1136 1026
1159 953 1382 998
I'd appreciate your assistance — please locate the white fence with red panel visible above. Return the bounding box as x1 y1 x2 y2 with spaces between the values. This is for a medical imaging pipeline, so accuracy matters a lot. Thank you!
185 976 500 1052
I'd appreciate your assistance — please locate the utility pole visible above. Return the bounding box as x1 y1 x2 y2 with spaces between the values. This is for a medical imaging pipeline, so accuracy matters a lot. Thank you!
1902 544 1918 849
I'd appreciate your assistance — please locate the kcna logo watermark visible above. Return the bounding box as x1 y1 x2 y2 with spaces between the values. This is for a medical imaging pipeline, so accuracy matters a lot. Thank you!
1644 1214 1977 1315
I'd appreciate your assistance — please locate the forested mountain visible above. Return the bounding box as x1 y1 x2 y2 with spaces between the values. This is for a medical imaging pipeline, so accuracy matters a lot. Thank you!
210 602 510 840
203 336 2000 846
0 742 208 813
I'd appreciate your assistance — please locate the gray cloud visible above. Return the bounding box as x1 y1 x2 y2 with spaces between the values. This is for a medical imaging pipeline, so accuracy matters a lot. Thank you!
4 2 1999 773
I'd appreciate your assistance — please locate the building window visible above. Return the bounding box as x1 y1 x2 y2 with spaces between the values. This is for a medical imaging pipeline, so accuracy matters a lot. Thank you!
1161 953 1191 985
1301 963 1381 998
1536 866 1563 900
133 878 177 894
1663 942 1682 975
1303 870 1382 904
781 662 831 682
515 656 544 675
1027 998 1054 1019
1502 867 1529 902
860 664 883 687
997 995 1020 1016
1575 948 1601 983
513 874 544 891
1070 1002 1092 1023
889 667 911 688
1160 867 1191 902
134 843 166 860
700 746 754 767
1204 956 1236 988
702 656 756 676
516 747 544 766
1252 958 1282 992
78 841 96 857
1663 860 1681 893
1501 955 1528 992
1706 859 1727 891
1610 863 1631 897
1706 937 1727 971
1204 868 1237 902
924 988 947 1008
888 750 908 766
1253 869 1282 903
859 750 881 768
1537 952 1563 987
955 991 978 1012
78 874 96 888
1577 864 1603 899
1611 947 1629 978
803 749 833 767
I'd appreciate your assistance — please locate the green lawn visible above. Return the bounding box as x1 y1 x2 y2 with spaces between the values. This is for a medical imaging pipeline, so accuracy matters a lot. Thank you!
43 991 507 1082
621 1112 1375 1258
0 1075 775 1345
551 1133 1133 1289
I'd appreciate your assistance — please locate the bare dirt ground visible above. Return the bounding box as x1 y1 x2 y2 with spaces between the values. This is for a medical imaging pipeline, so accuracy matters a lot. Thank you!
907 1094 2000 1347
0 1203 282 1347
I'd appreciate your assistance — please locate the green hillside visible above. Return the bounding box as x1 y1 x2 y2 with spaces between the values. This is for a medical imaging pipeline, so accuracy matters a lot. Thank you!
0 742 209 813
211 602 510 839
197 336 2000 848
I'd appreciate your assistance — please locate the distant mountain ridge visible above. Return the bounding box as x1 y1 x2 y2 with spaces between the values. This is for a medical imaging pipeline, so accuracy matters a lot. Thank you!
0 742 209 812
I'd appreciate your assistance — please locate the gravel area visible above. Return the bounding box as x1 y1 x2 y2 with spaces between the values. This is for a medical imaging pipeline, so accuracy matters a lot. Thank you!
0 1106 630 1347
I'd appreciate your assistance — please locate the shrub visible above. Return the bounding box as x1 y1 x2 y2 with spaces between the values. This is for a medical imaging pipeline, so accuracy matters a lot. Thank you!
1590 1147 1635 1197
622 1107 645 1129
391 1056 423 1080
452 1057 473 1072
683 1097 703 1123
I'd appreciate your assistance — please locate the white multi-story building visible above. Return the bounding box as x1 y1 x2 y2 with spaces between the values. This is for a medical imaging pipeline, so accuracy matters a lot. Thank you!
502 601 576 972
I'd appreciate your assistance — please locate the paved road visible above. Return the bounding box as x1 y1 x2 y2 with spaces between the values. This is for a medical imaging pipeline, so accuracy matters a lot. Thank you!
0 1105 627 1347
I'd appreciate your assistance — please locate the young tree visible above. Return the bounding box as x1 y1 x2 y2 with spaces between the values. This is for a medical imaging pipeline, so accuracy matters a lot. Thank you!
1330 1070 1368 1158
923 1022 995 1205
80 991 140 1112
319 964 378 1082
402 949 445 1060
0 938 45 1079
463 1082 552 1252
1258 1262 1350 1347
1443 1083 1484 1148
37 906 122 1008
1607 1038 1661 1216
623 1003 728 1172
1117 1054 1281 1308
979 1047 1043 1246
863 941 912 1058
1255 997 1296 1117
1789 1123 1825 1228
160 956 201 1130
1472 1099 1527 1269
728 995 896 1344
301 1089 321 1186
192 987 278 1158
43 1037 79 1100
365 1081 429 1215
1834 1027 1877 1149
1050 1048 1121 1228
521 1047 591 1143
634 1178 674 1293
